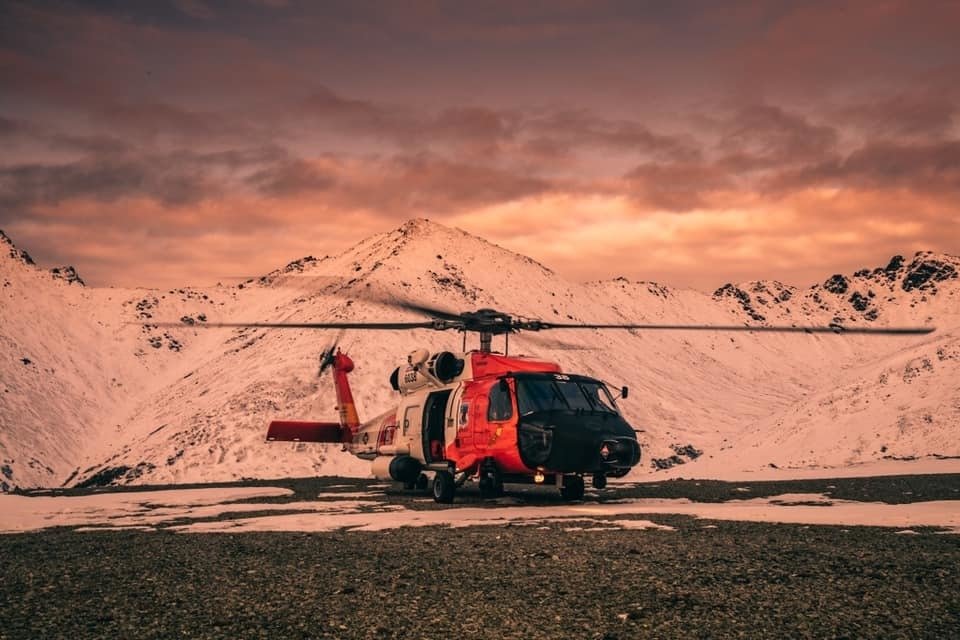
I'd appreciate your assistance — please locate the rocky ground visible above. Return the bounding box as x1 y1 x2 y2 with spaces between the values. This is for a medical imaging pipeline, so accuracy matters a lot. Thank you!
1 475 958 639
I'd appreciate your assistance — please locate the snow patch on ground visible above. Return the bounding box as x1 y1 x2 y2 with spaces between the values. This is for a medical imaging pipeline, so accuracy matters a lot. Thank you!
3 486 956 534
0 487 293 533
651 457 960 482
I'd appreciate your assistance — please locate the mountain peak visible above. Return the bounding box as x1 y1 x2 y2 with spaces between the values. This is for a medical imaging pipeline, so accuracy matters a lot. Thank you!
0 229 36 267
396 217 444 235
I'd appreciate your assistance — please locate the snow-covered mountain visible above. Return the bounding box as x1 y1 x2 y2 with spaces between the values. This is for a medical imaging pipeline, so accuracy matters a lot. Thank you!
1 220 957 490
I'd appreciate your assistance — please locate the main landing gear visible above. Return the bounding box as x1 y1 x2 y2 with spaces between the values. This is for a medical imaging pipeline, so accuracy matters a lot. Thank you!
478 458 505 499
432 470 455 504
592 472 607 490
559 472 606 499
560 474 585 501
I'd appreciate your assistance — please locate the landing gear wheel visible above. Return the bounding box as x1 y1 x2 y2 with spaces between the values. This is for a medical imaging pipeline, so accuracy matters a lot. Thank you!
478 459 505 499
560 475 585 501
432 470 455 504
415 473 429 493
478 476 504 499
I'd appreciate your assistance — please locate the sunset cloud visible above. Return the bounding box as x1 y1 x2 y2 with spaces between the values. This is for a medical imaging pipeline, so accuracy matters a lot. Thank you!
1 1 957 290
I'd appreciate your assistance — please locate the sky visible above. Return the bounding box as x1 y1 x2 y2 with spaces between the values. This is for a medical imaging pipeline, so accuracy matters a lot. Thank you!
1 0 958 290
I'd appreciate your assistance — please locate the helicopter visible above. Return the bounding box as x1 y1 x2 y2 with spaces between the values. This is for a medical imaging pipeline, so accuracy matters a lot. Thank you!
184 300 935 503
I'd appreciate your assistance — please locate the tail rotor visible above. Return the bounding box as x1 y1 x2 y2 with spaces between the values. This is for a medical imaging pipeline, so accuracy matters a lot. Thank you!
318 330 346 377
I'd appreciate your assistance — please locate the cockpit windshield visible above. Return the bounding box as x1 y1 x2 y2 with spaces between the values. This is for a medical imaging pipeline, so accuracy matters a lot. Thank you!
516 375 619 415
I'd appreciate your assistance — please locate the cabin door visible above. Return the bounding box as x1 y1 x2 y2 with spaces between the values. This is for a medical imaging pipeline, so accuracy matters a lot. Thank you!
422 390 451 463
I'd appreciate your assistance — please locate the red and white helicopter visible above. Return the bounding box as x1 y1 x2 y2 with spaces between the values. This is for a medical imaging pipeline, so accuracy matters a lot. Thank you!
197 301 933 503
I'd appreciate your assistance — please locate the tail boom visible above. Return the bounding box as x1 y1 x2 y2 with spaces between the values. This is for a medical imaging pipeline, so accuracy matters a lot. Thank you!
266 420 344 443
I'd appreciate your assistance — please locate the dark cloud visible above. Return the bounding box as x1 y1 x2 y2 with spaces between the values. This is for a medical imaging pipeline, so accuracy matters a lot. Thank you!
0 146 286 215
298 88 406 136
723 1 960 99
763 140 960 197
375 154 552 213
97 102 260 143
836 92 958 139
46 132 130 155
0 157 212 212
0 114 130 154
717 104 838 171
839 140 960 193
172 0 216 21
246 158 337 196
297 89 517 152
296 87 697 163
303 153 556 215
524 110 701 162
0 115 40 141
624 161 734 211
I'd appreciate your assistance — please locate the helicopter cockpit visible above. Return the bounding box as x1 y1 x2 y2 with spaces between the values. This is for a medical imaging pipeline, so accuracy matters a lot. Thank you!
515 374 620 416
508 372 639 476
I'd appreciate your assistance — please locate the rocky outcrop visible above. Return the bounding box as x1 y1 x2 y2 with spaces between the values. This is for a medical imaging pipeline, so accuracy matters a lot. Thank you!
1 229 36 266
50 266 85 286
713 284 765 321
901 254 957 292
823 274 848 294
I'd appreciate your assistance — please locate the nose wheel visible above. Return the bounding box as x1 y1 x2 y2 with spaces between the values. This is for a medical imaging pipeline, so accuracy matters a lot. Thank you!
560 474 585 501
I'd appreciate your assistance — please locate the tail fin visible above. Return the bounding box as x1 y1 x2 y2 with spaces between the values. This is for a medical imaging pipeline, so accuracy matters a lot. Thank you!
265 349 359 445
331 351 361 441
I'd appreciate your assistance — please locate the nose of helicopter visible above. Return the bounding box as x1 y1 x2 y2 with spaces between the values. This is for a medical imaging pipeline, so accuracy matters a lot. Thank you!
517 411 641 473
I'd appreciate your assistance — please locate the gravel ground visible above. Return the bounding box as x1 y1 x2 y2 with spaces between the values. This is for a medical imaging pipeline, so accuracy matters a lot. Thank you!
2 474 958 640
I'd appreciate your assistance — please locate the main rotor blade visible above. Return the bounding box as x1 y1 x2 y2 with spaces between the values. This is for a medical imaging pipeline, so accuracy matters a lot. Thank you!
371 299 465 322
520 332 598 351
526 322 935 335
148 321 441 330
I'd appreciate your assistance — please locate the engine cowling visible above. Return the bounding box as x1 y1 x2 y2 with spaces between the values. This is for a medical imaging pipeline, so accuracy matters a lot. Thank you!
428 351 462 382
395 350 464 393
371 455 422 483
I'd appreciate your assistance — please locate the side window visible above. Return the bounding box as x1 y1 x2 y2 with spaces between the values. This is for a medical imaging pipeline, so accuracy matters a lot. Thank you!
487 384 513 422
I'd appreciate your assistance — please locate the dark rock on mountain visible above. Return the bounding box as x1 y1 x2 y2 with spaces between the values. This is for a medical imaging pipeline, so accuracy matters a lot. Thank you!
885 255 905 273
1 230 36 266
902 256 957 292
671 444 703 459
824 274 849 294
849 292 870 312
74 465 132 488
651 443 703 470
75 462 157 488
256 255 320 285
50 266 85 286
713 284 765 322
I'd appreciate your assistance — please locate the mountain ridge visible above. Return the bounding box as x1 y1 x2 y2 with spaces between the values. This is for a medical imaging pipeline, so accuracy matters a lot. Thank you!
0 220 956 491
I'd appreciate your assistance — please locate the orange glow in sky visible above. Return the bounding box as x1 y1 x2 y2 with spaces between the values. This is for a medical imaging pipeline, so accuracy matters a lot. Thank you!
1 1 958 290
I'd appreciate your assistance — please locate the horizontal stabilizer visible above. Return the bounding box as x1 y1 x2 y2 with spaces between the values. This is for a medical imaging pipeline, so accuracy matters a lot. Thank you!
267 420 343 443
